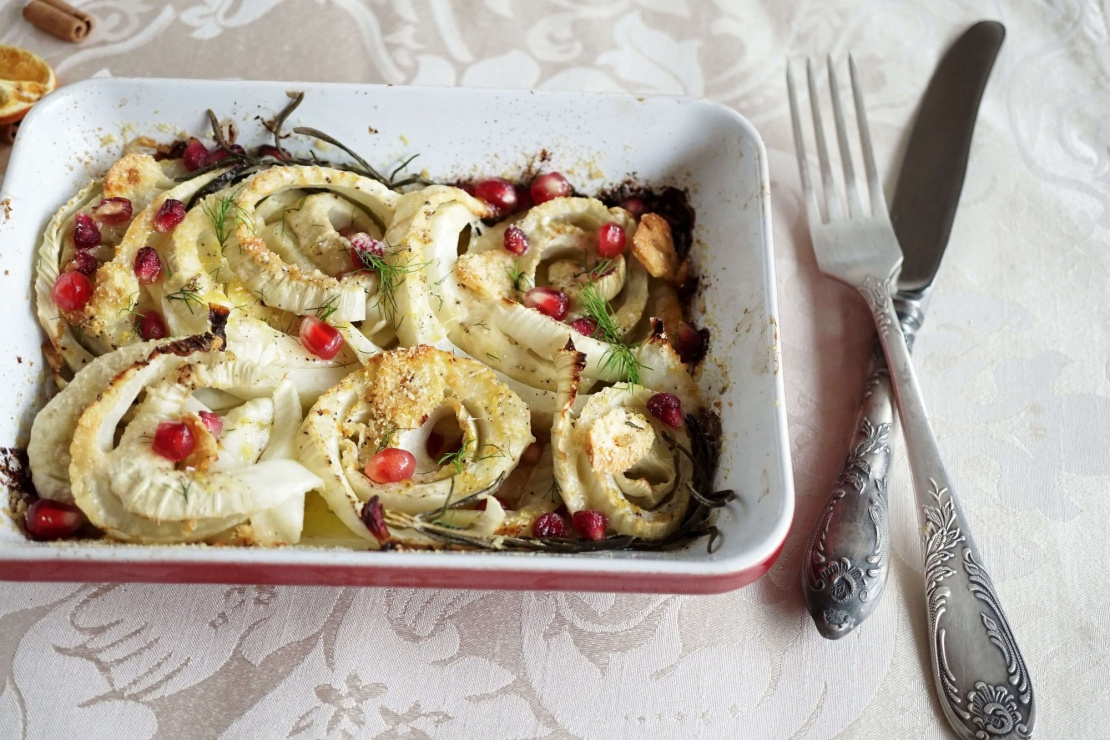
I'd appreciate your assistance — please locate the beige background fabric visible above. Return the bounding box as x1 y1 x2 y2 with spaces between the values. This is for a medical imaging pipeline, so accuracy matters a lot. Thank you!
1 1 1108 738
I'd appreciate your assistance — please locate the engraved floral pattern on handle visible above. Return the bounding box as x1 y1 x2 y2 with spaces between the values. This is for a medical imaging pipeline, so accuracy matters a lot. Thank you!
920 479 1034 740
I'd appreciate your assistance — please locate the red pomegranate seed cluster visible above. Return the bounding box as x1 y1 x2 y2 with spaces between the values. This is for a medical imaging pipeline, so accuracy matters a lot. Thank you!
365 448 416 484
93 197 133 224
503 225 529 255
646 392 684 428
52 271 92 312
133 246 164 284
25 499 84 541
299 315 344 360
153 199 186 233
524 287 569 321
152 421 195 462
137 311 168 340
360 495 390 544
73 212 101 250
596 222 627 258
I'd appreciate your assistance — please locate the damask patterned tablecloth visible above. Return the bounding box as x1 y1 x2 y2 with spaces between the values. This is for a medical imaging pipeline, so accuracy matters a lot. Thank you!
1 1 1107 738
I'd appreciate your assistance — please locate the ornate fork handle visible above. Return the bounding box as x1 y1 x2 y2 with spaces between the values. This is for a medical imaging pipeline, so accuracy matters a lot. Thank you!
862 276 1035 740
802 314 908 637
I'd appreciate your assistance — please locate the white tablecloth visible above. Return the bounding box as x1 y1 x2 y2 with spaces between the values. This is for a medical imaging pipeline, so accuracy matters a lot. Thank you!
2 1 1106 738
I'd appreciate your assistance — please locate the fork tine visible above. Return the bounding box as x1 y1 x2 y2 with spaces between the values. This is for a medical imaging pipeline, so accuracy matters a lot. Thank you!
848 54 886 217
805 57 842 222
826 56 865 218
786 62 822 228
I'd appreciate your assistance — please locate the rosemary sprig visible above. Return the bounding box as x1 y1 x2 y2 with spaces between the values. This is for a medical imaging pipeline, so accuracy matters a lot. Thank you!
577 282 646 386
265 91 304 151
178 479 192 503
292 126 389 183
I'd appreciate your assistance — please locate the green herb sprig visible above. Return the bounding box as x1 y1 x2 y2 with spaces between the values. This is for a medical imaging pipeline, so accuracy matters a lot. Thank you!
165 280 206 315
577 282 646 387
353 246 428 325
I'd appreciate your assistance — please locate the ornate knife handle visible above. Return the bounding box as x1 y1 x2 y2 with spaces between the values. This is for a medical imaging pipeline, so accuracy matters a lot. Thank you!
863 279 1035 740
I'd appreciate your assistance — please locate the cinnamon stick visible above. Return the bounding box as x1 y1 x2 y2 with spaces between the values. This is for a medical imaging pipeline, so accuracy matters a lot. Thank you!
22 0 95 43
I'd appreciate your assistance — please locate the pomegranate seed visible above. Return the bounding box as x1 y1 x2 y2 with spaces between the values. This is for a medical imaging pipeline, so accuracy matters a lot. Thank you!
137 311 168 340
25 499 83 541
182 138 210 171
133 246 164 284
646 392 684 429
93 197 133 224
299 315 344 360
360 495 389 544
530 172 571 204
344 230 384 267
596 222 626 258
209 144 246 163
153 199 187 233
256 144 286 160
503 225 529 255
568 317 600 338
673 324 706 364
524 287 569 321
152 421 195 462
572 510 608 541
620 197 647 217
69 250 99 275
73 212 101 250
198 410 223 438
471 178 518 215
532 511 569 538
365 448 416 484
52 272 92 312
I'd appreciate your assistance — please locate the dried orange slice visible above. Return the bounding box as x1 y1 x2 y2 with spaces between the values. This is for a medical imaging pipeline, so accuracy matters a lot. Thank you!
0 45 57 125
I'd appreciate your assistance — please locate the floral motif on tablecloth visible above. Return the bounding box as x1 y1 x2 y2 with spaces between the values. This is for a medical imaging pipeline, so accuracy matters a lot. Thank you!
1 0 1108 738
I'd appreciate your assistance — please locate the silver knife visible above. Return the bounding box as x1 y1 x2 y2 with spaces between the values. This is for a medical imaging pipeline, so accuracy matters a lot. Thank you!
802 20 1006 639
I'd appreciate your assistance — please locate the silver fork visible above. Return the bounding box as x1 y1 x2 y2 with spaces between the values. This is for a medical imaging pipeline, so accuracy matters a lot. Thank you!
788 57 1035 740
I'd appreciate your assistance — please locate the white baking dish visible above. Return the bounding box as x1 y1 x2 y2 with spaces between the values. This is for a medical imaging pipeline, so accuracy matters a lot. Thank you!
0 79 791 593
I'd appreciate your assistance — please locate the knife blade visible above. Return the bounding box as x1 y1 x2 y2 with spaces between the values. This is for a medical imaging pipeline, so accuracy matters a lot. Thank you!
802 20 1005 639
